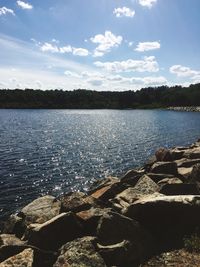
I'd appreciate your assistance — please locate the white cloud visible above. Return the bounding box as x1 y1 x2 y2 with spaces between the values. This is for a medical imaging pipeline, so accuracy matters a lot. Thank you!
72 48 89 56
59 46 72 53
39 42 88 56
128 41 134 47
90 31 123 57
170 65 200 78
17 1 33 10
138 0 157 8
94 56 159 73
0 6 15 16
113 7 135 18
142 76 167 85
64 70 81 78
135 41 160 52
40 42 59 53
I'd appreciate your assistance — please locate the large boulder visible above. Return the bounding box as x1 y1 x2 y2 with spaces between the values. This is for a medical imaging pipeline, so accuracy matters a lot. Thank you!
20 195 61 225
96 211 154 263
111 175 159 211
124 195 200 249
88 176 119 194
150 162 178 175
27 212 83 250
53 237 106 267
76 208 112 235
155 148 173 162
183 147 200 159
60 192 102 213
4 196 61 238
0 248 34 267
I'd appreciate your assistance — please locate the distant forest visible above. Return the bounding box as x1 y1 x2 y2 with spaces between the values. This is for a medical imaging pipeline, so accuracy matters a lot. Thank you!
0 83 200 109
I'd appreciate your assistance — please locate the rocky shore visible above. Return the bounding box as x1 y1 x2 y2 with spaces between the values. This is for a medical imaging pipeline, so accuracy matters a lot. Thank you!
1 139 200 266
167 106 200 112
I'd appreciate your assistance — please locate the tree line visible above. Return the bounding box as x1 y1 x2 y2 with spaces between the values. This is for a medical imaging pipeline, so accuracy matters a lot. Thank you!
0 83 199 109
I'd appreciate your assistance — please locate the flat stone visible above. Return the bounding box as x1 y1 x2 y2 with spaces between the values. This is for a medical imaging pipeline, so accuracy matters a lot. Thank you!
20 195 61 225
175 158 200 168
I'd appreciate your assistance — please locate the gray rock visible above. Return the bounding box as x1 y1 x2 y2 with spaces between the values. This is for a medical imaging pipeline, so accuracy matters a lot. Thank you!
97 240 135 266
111 175 159 210
124 195 200 249
76 208 112 236
60 192 101 213
53 236 106 267
27 212 83 250
97 211 154 262
20 195 61 225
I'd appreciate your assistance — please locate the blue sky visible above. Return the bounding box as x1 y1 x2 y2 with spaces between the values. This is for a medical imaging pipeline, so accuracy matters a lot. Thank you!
0 0 200 90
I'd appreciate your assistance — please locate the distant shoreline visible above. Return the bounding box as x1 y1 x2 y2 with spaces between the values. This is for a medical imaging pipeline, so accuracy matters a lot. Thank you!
167 106 200 112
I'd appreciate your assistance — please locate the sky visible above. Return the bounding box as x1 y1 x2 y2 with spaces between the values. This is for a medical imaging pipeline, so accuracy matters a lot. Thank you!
0 0 200 91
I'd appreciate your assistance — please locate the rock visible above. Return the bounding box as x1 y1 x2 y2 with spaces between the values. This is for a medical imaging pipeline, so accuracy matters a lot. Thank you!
88 176 119 194
120 168 145 186
0 234 26 262
144 155 157 172
189 163 200 182
3 215 25 238
150 162 178 175
0 248 34 267
183 147 200 159
97 211 154 263
97 240 135 266
159 183 200 195
111 175 159 211
53 236 106 267
175 158 200 168
170 149 185 160
157 177 183 186
0 234 25 247
124 195 200 249
90 182 127 202
147 173 180 183
60 192 101 213
155 148 173 162
20 195 61 225
27 212 83 250
178 167 193 179
76 208 112 235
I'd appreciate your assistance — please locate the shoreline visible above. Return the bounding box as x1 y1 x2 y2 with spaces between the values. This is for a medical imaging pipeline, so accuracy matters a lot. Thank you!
1 138 200 266
167 106 200 112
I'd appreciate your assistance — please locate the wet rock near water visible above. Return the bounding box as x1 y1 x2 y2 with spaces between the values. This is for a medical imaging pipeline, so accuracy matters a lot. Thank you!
1 138 200 266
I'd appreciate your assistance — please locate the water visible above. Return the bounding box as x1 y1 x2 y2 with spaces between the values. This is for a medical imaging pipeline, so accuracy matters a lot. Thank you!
0 109 200 219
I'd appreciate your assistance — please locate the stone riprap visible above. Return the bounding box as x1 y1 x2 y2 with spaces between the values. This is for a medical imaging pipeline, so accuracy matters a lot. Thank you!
1 138 200 266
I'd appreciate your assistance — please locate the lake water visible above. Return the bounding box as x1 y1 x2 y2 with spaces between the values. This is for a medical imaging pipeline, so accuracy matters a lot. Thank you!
0 109 200 220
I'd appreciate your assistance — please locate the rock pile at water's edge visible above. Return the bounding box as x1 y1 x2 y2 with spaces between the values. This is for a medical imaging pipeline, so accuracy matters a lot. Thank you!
1 138 200 266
